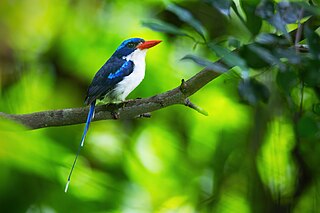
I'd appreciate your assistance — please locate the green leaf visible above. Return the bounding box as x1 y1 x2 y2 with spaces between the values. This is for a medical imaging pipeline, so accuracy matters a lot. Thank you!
255 34 298 64
276 68 299 93
142 20 190 37
298 115 319 139
256 1 290 40
255 33 290 46
256 1 274 19
228 37 241 49
294 2 320 16
238 45 267 69
208 0 233 16
275 47 301 64
240 1 262 36
209 43 248 70
238 43 284 70
305 26 320 60
313 103 320 115
166 4 206 39
238 78 270 105
248 44 285 70
277 2 303 24
300 58 320 87
256 33 277 44
181 54 228 73
269 13 290 40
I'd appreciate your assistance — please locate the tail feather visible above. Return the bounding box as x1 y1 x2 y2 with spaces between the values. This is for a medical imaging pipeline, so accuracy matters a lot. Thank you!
80 102 96 147
65 101 96 193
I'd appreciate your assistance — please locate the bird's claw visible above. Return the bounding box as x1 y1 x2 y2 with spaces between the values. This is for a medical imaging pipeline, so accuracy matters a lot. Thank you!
121 98 139 108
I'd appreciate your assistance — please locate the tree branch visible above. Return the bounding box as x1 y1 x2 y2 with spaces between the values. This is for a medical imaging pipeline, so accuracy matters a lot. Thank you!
1 12 316 130
0 67 221 130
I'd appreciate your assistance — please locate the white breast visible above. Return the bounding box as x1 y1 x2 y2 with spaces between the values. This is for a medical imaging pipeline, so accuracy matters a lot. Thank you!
112 49 147 101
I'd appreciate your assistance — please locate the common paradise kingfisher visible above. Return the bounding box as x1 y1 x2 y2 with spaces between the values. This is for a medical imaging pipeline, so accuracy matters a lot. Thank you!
65 38 162 192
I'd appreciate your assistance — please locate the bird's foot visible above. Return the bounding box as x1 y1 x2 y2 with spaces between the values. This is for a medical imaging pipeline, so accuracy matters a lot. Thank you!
121 98 139 108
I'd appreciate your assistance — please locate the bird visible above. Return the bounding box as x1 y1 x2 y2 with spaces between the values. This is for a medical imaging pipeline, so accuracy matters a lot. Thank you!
65 38 162 192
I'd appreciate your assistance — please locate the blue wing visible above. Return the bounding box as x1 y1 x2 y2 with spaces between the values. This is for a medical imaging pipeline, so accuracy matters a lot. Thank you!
84 57 134 105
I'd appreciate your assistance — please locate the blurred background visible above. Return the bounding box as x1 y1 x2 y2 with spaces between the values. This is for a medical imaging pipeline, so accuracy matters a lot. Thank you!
0 0 319 212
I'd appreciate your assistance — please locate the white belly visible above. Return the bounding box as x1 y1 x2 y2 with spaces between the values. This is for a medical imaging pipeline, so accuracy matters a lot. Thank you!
108 49 147 102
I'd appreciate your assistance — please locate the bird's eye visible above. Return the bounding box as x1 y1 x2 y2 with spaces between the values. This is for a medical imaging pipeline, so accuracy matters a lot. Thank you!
127 43 135 48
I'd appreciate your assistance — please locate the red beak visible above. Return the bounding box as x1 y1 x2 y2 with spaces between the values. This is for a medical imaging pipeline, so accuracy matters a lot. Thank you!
137 40 162 50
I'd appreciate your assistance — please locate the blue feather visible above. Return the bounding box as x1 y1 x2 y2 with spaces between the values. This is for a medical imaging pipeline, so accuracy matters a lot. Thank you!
84 59 134 104
65 100 96 192
81 101 96 146
107 60 134 79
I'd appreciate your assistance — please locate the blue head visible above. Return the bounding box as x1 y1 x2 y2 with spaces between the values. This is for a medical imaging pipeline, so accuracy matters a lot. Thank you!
112 38 161 58
113 38 145 58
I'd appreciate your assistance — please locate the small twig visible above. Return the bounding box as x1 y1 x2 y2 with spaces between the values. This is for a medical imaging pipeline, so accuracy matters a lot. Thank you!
136 113 152 118
184 98 208 116
179 79 188 94
295 45 309 53
295 9 304 52
295 8 305 117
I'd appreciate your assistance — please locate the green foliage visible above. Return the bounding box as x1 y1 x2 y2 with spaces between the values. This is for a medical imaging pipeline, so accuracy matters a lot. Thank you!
181 54 228 73
209 0 233 16
239 1 262 36
146 0 319 110
166 3 207 39
0 0 320 212
142 20 190 37
238 78 270 105
142 0 320 212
